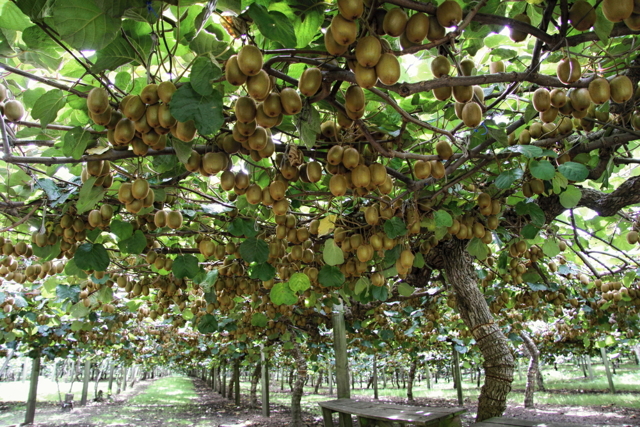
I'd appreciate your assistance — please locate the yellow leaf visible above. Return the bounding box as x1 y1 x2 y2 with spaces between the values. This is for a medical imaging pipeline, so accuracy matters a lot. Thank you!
86 146 110 155
318 214 337 236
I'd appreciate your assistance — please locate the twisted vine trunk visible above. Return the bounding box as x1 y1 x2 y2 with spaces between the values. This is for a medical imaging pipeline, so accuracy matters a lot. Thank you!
249 362 261 408
407 357 417 401
314 369 323 394
520 332 540 408
290 342 308 427
424 238 515 421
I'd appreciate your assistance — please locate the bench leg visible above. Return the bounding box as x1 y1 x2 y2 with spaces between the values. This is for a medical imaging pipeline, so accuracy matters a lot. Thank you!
358 417 396 427
439 415 461 427
322 408 335 427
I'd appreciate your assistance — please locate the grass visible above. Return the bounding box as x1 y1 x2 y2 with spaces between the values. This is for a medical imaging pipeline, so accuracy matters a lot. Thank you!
0 377 111 403
128 377 198 405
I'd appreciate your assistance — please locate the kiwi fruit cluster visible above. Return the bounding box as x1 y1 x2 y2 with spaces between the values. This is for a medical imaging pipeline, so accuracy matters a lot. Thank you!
0 84 25 122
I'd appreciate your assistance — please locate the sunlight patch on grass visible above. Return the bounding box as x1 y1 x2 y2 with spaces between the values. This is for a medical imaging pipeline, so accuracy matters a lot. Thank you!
129 376 197 405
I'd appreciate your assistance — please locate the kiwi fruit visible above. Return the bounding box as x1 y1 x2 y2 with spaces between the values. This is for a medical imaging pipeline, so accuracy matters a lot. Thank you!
570 88 592 111
431 160 445 179
185 150 202 172
414 160 432 179
140 84 159 105
355 36 382 68
299 67 323 97
338 0 363 21
87 88 110 115
436 140 453 160
248 126 268 151
134 113 152 134
383 8 408 37
405 12 430 43
433 85 452 101
557 58 582 84
247 69 271 101
131 178 150 200
236 97 257 123
540 106 559 123
588 77 610 104
569 0 596 30
625 12 640 29
557 116 573 135
166 211 183 230
627 230 640 244
473 86 484 105
489 61 505 73
345 85 365 112
321 121 339 139
0 85 6 103
530 178 545 195
158 104 176 129
459 59 475 77
550 88 567 108
437 0 463 28
124 95 147 122
355 63 378 89
91 107 112 126
114 118 136 145
462 102 482 128
431 55 451 78
510 13 530 43
532 88 551 112
427 15 446 41
610 75 633 103
157 81 177 104
237 45 263 77
225 55 248 86
602 0 633 22
453 85 473 103
331 14 358 46
325 27 348 55
175 120 197 142
280 88 302 115
529 122 542 139
376 53 401 86
262 93 282 117
329 174 348 196
3 100 24 122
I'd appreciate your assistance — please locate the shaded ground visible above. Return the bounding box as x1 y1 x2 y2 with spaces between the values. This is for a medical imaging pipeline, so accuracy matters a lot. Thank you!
1 376 639 426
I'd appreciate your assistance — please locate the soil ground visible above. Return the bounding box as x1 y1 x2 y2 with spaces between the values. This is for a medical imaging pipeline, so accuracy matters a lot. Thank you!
1 376 639 427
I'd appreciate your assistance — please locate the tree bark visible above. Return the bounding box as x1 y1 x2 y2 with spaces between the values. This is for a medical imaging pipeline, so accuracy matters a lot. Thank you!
290 341 308 427
80 360 91 406
520 332 540 408
24 353 40 425
422 238 514 421
407 357 417 401
314 369 323 394
249 362 261 408
0 349 14 380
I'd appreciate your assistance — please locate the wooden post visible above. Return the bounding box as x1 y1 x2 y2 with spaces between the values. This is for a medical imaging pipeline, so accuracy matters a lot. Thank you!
373 354 378 400
234 359 241 405
600 347 616 393
261 348 270 417
108 362 115 393
586 354 594 380
332 302 353 427
80 359 91 406
121 365 127 392
221 362 227 396
426 365 431 390
453 345 463 406
24 353 41 424
327 362 333 395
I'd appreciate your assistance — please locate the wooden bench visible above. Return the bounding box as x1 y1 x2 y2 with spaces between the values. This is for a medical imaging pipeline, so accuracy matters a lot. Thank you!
471 417 588 427
318 398 466 427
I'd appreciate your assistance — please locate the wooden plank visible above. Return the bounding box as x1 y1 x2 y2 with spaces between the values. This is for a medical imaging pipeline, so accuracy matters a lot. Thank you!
318 399 465 424
472 417 587 427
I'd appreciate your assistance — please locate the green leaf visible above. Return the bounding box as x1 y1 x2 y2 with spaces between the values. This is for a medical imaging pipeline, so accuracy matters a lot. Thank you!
413 252 425 268
495 168 523 189
228 218 258 238
22 25 59 50
467 237 488 261
323 238 345 266
371 285 389 301
270 281 298 305
384 217 407 239
63 126 95 160
318 265 345 288
52 0 121 50
189 31 228 56
91 36 138 73
199 269 219 293
294 7 323 48
170 84 224 136
64 259 88 279
117 230 147 255
434 210 453 228
171 139 193 165
198 314 218 333
529 160 556 180
76 177 107 215
295 100 321 149
249 262 276 281
56 284 80 302
502 145 543 158
0 1 32 31
16 0 52 21
70 302 90 318
74 243 110 272
251 312 268 327
521 224 540 239
542 238 560 257
97 286 113 304
398 282 414 297
289 272 310 293
239 237 269 264
246 3 297 48
190 56 221 96
36 178 62 202
558 162 589 182
173 254 200 279
594 7 614 42
32 240 61 262
515 201 546 227
354 276 370 295
559 185 582 208
109 219 133 241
